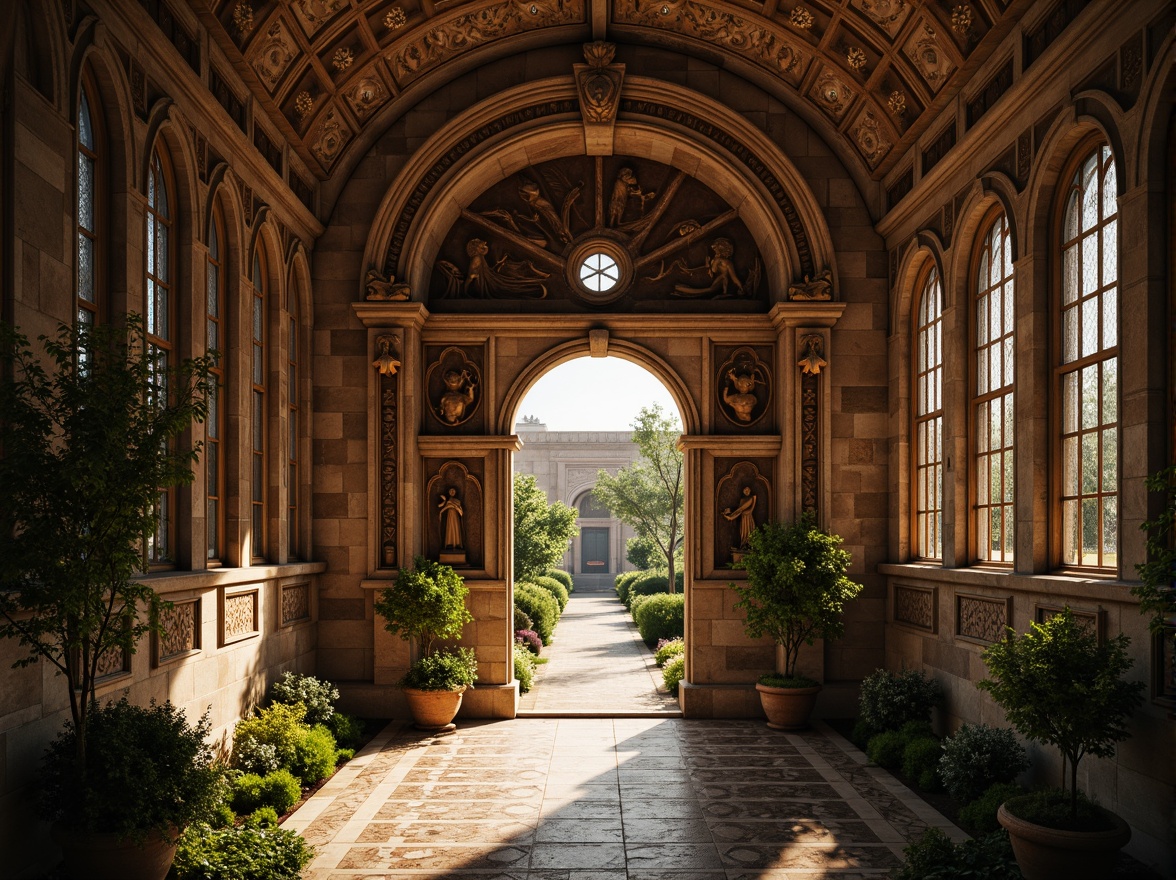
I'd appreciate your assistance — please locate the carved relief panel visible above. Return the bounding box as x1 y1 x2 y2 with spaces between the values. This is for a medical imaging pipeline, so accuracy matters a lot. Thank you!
714 460 772 570
715 345 773 431
425 346 484 433
424 461 484 570
429 155 766 313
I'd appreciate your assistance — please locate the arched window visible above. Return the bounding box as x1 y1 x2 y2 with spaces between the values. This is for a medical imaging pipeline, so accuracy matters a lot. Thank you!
287 280 300 560
251 248 267 563
973 212 1015 563
146 148 174 565
1058 144 1118 569
206 206 225 564
913 266 943 560
77 80 100 330
578 492 611 518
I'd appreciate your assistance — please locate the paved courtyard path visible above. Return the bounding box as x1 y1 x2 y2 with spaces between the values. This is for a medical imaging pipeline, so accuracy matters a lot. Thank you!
290 716 966 879
516 586 680 715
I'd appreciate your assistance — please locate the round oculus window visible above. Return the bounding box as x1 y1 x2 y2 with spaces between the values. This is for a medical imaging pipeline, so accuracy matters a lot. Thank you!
579 252 620 293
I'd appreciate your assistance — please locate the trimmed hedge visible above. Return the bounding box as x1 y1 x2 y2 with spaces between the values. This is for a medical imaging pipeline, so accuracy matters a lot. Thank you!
938 723 1028 804
654 638 684 667
514 642 536 693
633 593 684 645
514 581 560 644
615 570 644 605
230 769 301 816
901 737 943 791
532 575 569 611
625 572 670 610
545 568 573 593
857 668 942 739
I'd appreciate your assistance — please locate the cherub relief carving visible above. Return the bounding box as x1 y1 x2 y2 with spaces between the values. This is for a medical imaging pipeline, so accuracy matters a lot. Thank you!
427 347 482 428
716 347 771 426
437 368 477 424
722 368 764 423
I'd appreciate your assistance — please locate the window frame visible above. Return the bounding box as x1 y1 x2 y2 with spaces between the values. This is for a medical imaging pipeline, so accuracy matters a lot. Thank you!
206 204 226 565
1052 136 1120 574
250 246 268 564
76 75 103 331
970 207 1016 566
912 262 944 561
286 279 300 561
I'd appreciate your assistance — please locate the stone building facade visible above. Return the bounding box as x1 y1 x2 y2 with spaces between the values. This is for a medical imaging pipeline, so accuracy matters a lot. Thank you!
513 418 642 590
0 0 1172 875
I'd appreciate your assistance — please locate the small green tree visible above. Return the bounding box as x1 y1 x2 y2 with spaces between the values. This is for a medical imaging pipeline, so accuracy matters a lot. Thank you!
1134 464 1176 641
592 404 684 591
730 516 862 683
512 473 578 583
374 556 473 657
0 317 213 769
977 608 1145 820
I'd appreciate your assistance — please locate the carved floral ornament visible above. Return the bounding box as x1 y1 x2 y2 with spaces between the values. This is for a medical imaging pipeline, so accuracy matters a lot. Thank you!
366 267 410 301
372 334 402 376
797 334 827 375
716 347 771 427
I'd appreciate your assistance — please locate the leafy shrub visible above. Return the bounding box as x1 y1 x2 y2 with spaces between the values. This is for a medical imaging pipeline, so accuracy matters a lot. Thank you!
858 668 942 737
615 570 644 604
209 800 235 830
231 703 309 776
401 647 479 691
532 575 569 611
958 782 1024 836
327 711 365 751
545 568 573 593
662 655 685 693
938 724 1028 804
626 572 671 610
245 806 279 829
866 730 906 770
39 697 220 842
515 581 559 644
850 718 875 748
1004 788 1115 832
230 769 301 815
890 828 1020 880
902 737 943 791
514 642 536 693
336 747 355 762
291 725 338 786
270 672 338 726
633 593 685 645
654 637 685 667
515 628 542 655
173 823 316 880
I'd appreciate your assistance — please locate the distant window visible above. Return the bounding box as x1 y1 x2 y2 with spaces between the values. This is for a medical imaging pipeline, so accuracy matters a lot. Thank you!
579 252 619 293
578 492 611 518
1057 144 1118 570
913 266 943 560
287 283 300 560
77 81 100 330
251 249 267 562
206 207 225 563
146 147 174 566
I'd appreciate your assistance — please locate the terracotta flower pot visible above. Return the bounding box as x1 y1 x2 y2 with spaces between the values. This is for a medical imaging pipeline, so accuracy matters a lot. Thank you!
51 825 179 880
755 682 821 730
403 685 467 730
998 801 1131 880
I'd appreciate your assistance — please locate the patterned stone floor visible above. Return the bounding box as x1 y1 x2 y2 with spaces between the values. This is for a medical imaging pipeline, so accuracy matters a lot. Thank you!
287 717 966 879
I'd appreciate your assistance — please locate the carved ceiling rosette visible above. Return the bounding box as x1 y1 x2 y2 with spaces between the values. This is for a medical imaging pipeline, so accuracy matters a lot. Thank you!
850 107 893 169
716 347 772 428
904 18 956 93
426 347 482 429
429 154 765 312
809 66 856 121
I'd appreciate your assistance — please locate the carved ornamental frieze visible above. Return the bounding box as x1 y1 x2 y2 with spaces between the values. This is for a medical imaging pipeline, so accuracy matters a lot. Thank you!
374 334 401 568
797 333 825 516
716 346 772 428
425 462 484 568
956 593 1010 644
893 584 935 632
715 461 771 568
430 155 765 312
426 347 482 429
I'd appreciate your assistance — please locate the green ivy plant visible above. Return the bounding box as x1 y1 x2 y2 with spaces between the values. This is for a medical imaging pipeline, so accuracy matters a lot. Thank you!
1135 463 1176 639
977 607 1144 821
730 516 863 685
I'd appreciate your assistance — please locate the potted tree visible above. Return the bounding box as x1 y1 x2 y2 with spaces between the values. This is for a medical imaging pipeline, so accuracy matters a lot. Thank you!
978 607 1145 880
730 516 863 730
0 317 214 878
374 556 477 732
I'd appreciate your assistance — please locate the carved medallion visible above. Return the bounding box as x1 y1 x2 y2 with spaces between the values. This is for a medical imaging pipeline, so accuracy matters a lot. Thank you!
310 107 351 168
289 0 342 36
426 347 481 427
716 347 771 427
853 0 911 38
851 108 892 168
345 74 388 120
251 20 296 91
904 19 956 93
809 67 856 121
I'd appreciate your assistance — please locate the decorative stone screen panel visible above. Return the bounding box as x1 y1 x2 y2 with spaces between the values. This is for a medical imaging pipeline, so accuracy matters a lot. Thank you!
1034 603 1102 642
281 582 311 626
893 583 936 633
220 588 260 645
155 598 201 664
94 645 130 680
955 592 1011 644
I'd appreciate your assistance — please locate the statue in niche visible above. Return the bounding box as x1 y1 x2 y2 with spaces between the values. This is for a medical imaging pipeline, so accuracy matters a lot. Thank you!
722 487 758 550
608 167 656 227
445 238 549 299
787 268 833 301
365 267 410 301
372 335 401 376
437 368 477 424
439 488 464 550
722 365 766 423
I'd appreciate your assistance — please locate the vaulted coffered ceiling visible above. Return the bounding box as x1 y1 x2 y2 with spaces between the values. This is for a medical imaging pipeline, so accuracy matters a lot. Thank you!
197 0 1027 182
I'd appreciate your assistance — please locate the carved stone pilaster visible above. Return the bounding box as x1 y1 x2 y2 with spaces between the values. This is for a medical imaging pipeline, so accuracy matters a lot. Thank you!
375 334 401 568
797 334 825 518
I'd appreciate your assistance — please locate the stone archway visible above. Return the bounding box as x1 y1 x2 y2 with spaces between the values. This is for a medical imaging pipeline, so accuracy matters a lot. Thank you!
352 57 847 719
